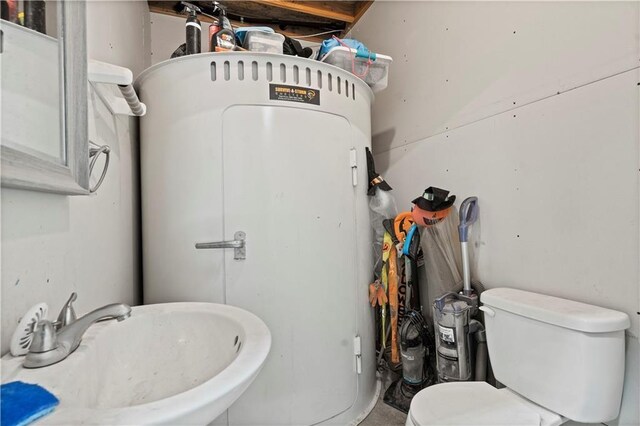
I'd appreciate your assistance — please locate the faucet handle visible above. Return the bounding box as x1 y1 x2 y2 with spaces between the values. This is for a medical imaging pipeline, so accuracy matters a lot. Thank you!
29 320 58 353
56 292 78 329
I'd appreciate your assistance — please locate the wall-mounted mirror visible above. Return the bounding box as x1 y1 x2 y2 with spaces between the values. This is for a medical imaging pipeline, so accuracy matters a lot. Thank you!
1 0 88 194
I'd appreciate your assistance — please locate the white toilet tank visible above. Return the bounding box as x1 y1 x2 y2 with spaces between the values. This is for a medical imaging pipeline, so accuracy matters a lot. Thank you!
480 288 630 423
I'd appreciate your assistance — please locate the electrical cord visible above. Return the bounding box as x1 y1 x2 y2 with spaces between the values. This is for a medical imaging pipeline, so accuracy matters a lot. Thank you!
294 29 342 39
89 141 111 193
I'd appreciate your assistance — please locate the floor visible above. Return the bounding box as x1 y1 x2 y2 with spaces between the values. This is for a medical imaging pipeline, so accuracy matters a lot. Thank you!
359 398 407 426
359 371 407 426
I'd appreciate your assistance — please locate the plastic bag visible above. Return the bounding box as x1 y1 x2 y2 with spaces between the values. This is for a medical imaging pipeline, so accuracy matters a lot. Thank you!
369 189 397 279
418 209 462 319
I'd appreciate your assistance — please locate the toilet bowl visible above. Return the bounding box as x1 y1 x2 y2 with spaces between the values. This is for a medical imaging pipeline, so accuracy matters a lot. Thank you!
406 288 630 426
405 382 563 426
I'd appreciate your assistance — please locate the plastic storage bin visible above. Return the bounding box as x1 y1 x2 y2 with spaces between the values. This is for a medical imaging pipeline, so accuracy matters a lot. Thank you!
320 46 392 92
243 31 285 54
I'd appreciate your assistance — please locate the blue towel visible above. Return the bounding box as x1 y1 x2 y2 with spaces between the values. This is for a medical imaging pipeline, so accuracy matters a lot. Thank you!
1 381 59 426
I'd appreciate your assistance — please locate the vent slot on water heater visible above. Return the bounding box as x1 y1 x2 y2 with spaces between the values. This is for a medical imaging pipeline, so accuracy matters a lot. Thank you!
209 59 358 101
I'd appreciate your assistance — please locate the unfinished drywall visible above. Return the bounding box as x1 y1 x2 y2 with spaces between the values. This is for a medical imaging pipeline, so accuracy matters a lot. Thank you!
351 2 639 425
1 1 151 354
149 12 209 65
352 1 639 153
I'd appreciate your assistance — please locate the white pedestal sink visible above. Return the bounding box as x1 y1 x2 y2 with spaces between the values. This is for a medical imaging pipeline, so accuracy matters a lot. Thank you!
1 303 271 425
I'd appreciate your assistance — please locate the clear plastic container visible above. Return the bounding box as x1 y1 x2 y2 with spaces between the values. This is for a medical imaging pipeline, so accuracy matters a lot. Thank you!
401 345 426 384
319 46 392 92
243 31 285 54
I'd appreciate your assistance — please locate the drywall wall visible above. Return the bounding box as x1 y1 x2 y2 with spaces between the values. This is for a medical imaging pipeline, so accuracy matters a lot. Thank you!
149 12 209 65
353 1 639 153
1 0 151 354
351 2 639 425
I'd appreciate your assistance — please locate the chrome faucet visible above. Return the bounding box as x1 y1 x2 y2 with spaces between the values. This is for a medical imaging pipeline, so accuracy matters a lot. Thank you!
56 292 78 329
24 293 131 368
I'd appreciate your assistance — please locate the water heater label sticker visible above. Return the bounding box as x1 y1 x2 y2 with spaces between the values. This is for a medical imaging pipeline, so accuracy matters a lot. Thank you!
438 325 455 343
269 84 320 105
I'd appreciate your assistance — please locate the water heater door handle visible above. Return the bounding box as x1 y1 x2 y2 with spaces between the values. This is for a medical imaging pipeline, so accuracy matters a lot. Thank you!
479 306 495 317
195 231 246 260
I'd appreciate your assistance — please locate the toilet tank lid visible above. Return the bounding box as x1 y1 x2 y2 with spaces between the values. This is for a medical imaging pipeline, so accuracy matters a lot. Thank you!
481 288 630 333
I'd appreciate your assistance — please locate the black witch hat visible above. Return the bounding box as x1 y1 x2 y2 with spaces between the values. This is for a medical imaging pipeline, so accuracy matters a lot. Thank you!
366 147 392 196
412 187 456 212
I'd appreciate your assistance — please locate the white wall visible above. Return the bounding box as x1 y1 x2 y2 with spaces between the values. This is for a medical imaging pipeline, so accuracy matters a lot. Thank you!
351 2 639 425
149 12 207 65
1 0 151 354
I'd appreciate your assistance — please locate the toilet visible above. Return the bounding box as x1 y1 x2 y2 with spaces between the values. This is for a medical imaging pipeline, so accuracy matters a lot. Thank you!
406 288 630 426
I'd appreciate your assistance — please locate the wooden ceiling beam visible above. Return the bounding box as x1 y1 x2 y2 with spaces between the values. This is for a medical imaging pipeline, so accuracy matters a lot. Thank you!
149 4 327 43
148 1 376 42
250 0 356 23
341 1 373 37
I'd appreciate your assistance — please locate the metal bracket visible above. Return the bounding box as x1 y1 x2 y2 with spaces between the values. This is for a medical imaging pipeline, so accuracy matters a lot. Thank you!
195 231 246 260
233 231 246 260
353 335 362 374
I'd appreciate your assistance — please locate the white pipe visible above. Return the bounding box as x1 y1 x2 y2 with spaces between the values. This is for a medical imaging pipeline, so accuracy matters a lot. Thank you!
118 84 146 116
88 60 146 117
461 241 471 294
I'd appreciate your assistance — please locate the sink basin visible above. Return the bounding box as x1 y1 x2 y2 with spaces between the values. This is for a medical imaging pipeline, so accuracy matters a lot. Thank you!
1 303 271 425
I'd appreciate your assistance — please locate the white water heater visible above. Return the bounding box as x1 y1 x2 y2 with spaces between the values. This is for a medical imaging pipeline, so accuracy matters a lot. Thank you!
136 53 377 425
